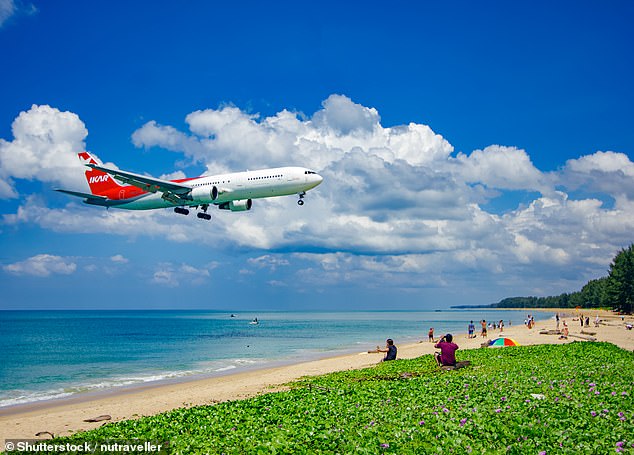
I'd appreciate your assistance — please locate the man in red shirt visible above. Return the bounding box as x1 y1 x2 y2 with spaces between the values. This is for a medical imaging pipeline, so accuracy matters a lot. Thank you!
434 333 459 367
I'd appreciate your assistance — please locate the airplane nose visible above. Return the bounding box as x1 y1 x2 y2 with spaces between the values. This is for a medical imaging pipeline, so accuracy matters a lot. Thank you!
315 173 324 185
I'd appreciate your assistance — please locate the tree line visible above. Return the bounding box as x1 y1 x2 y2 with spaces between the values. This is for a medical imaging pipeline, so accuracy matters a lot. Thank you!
492 244 634 314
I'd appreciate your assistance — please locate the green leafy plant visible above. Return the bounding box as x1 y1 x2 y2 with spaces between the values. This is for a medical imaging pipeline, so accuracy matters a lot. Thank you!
17 343 634 454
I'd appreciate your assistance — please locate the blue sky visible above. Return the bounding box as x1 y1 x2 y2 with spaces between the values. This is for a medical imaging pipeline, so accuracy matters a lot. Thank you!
1 0 633 310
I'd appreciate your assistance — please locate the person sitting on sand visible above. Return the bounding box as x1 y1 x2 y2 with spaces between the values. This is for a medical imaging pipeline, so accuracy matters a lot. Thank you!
434 333 459 367
377 338 397 362
559 321 569 339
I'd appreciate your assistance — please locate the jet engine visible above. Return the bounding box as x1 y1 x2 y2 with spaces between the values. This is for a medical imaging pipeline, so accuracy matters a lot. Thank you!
218 199 252 211
191 186 218 202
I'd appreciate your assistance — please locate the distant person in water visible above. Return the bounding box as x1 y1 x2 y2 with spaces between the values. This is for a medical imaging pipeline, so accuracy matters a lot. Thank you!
434 334 459 367
378 338 397 361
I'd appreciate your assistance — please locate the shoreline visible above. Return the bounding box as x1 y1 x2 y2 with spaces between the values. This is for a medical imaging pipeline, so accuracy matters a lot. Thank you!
1 309 632 442
0 308 550 411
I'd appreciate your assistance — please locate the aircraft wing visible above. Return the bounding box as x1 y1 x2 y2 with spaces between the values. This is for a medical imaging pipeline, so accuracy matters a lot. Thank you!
87 164 192 195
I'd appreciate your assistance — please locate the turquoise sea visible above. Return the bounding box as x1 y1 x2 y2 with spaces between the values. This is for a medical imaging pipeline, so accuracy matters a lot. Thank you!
0 309 553 408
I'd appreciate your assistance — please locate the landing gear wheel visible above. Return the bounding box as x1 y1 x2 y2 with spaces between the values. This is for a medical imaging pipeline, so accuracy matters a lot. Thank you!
174 207 190 215
197 212 212 220
298 191 306 205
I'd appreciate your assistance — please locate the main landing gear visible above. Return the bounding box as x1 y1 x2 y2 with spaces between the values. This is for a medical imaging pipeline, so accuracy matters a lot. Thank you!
174 206 211 220
298 191 306 206
197 204 211 220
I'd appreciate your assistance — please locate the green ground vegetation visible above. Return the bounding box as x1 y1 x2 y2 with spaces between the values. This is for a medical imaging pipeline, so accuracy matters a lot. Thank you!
25 342 634 454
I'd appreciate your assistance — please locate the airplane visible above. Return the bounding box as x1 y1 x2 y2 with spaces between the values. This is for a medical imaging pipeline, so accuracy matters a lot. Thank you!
56 152 323 220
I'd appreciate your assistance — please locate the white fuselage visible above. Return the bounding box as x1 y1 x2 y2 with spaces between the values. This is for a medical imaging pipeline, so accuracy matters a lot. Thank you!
118 167 322 210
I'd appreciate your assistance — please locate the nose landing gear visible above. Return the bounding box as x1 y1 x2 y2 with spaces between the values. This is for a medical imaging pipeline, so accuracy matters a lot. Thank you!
298 191 306 206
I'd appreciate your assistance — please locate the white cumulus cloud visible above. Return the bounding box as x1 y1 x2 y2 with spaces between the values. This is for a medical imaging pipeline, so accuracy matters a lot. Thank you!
110 254 129 264
3 254 77 277
0 105 88 198
2 95 634 300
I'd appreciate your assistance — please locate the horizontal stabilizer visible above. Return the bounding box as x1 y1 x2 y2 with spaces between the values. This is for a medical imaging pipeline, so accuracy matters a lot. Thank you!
55 189 108 201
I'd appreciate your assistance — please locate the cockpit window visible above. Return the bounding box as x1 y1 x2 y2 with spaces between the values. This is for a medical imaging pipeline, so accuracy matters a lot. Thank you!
305 170 317 175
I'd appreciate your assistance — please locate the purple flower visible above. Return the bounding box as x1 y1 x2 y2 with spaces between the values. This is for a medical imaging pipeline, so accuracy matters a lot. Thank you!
495 408 502 413
442 407 449 413
418 420 425 425
501 396 507 401
460 418 467 426
380 443 389 449
616 442 624 448
539 451 546 455
590 411 597 417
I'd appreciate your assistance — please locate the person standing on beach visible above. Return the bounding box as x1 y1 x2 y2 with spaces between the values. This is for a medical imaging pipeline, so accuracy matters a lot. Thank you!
428 328 434 342
468 321 475 338
434 334 459 367
480 320 487 338
378 339 397 361
556 313 560 330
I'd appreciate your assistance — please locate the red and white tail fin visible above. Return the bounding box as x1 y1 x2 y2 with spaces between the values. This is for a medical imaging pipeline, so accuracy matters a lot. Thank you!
78 152 123 195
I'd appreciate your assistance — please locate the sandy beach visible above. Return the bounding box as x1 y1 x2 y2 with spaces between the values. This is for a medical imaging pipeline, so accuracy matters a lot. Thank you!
1 309 632 443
